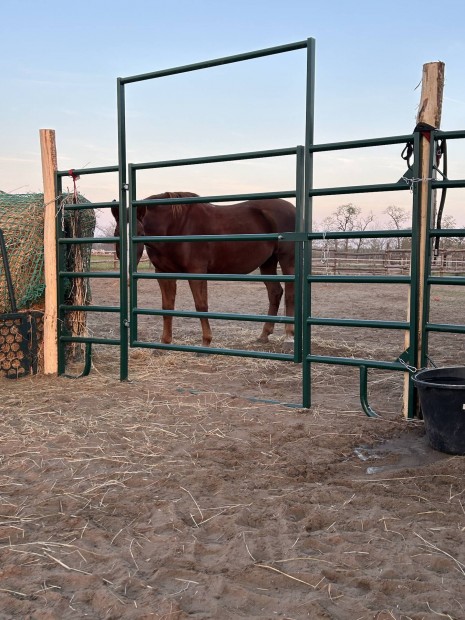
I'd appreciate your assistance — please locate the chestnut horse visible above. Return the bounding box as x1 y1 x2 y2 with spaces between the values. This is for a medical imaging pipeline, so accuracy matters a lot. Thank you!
112 192 295 347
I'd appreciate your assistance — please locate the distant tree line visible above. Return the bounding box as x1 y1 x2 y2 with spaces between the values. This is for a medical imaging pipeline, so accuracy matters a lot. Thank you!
313 203 465 252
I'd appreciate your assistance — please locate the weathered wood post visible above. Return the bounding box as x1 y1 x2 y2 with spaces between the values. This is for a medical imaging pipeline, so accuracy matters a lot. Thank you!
40 129 58 375
403 62 445 417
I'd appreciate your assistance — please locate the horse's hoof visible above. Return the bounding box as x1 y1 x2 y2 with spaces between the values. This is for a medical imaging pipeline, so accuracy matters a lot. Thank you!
283 336 294 351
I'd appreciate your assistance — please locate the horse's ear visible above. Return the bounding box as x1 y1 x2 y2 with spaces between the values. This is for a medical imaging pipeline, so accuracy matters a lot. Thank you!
137 205 147 221
111 204 119 222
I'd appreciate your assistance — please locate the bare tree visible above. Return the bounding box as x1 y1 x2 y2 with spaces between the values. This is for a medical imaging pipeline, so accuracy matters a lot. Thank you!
384 205 410 249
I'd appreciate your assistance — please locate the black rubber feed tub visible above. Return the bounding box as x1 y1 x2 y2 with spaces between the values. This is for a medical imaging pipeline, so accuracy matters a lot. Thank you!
412 366 465 455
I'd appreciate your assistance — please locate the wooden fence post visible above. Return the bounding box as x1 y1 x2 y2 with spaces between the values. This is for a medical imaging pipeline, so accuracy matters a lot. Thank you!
403 62 445 417
40 129 58 375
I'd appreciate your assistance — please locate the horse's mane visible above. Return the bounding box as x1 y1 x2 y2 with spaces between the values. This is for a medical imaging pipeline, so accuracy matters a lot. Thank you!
148 191 199 200
146 191 200 220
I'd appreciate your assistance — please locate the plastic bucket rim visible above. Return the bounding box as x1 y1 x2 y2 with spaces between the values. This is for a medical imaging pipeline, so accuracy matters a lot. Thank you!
412 365 465 390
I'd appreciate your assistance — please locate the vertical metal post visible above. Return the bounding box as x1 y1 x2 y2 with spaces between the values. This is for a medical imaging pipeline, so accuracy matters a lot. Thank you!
420 136 437 368
56 174 66 375
293 146 305 364
302 38 316 408
405 132 422 417
128 164 138 345
117 78 129 380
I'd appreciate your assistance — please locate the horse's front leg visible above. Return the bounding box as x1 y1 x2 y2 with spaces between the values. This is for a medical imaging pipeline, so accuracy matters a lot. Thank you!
187 279 212 347
157 278 177 344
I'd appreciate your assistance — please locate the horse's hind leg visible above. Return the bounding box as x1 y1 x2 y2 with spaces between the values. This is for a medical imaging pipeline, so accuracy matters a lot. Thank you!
257 257 283 343
278 250 295 344
158 278 177 344
188 279 212 347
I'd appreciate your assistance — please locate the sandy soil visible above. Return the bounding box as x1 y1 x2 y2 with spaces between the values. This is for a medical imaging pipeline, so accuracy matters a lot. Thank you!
0 278 464 619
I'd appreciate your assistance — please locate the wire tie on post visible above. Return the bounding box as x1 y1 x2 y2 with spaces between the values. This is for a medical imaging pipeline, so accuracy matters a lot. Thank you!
401 176 434 193
68 169 81 204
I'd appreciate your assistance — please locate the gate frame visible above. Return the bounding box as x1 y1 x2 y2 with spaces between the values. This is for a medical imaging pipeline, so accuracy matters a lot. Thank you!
51 40 465 418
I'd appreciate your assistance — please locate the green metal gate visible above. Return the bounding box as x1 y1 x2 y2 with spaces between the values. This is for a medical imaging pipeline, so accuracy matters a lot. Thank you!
55 40 465 417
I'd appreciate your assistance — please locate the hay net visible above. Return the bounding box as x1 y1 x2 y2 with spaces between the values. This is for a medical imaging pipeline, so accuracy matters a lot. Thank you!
0 191 96 313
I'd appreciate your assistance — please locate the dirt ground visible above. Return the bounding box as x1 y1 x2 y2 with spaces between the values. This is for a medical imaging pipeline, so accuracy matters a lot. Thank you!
1 278 464 619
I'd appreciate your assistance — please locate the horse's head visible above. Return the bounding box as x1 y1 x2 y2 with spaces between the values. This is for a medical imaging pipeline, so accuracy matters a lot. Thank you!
111 205 146 264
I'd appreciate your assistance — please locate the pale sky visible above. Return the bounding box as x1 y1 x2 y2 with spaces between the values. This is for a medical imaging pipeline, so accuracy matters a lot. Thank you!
1 0 464 232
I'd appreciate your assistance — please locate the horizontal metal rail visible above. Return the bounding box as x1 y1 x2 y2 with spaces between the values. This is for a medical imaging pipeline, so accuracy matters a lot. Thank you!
426 322 465 334
435 130 465 140
432 180 465 190
135 190 296 206
308 317 409 330
427 228 465 237
120 40 308 85
60 336 120 346
427 276 465 285
309 134 414 152
59 237 118 244
134 232 287 242
57 165 119 177
308 274 411 284
309 229 412 240
62 201 119 211
60 305 120 313
135 272 294 282
59 271 120 279
308 355 405 371
132 340 294 360
131 146 299 171
309 181 411 197
134 308 293 323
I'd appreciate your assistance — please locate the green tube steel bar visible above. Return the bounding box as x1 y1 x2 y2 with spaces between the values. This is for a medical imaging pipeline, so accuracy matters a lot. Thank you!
62 202 119 211
134 233 283 242
435 130 465 139
309 134 414 152
132 340 294 360
132 147 298 170
309 182 411 197
308 275 411 284
293 145 305 364
57 165 119 177
59 271 120 279
61 336 121 346
432 180 465 190
117 77 129 380
428 276 465 285
129 165 138 346
426 323 465 334
427 228 465 237
120 40 308 84
309 229 412 240
419 136 437 374
60 305 120 313
307 317 409 329
302 37 316 409
56 174 66 375
136 190 296 206
59 237 118 244
135 272 294 282
360 366 380 418
308 355 405 371
134 308 293 323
